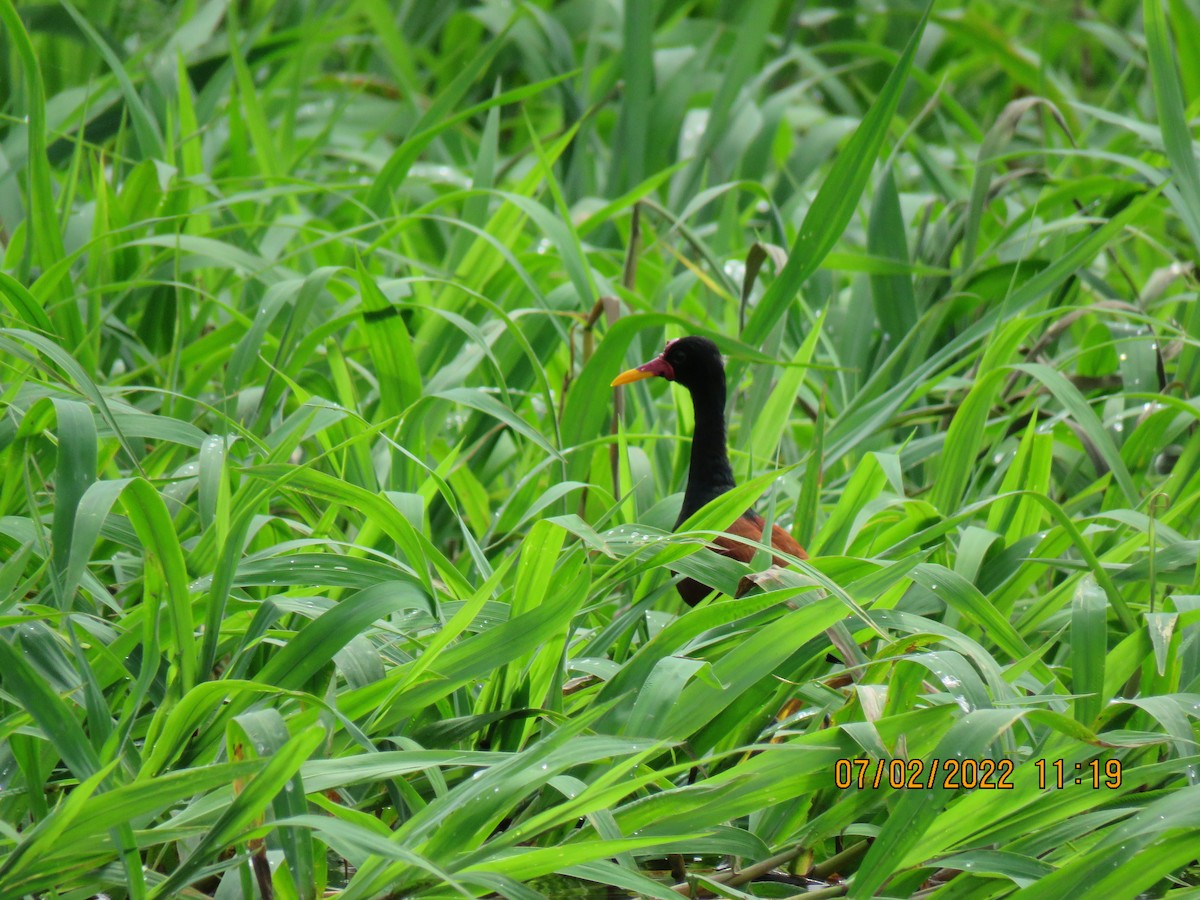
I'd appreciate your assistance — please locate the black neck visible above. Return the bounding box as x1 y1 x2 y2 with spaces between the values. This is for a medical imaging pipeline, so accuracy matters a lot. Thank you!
677 374 736 525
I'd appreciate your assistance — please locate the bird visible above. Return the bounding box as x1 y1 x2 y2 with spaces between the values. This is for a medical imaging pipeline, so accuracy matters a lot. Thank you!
611 335 807 605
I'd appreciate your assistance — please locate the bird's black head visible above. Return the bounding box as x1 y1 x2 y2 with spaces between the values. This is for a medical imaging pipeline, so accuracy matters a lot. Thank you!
611 335 726 393
658 336 725 391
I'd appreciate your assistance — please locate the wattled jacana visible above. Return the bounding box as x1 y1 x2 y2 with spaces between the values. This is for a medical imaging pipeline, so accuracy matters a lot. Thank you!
611 336 807 605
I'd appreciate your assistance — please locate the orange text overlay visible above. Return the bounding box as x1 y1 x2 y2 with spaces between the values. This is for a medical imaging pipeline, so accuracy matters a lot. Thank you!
833 757 1124 790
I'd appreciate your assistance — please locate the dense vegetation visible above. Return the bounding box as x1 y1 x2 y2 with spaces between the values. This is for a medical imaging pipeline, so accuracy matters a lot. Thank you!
2 0 1199 897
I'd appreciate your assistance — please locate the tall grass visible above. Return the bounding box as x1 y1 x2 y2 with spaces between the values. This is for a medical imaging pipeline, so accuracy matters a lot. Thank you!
2 0 1199 897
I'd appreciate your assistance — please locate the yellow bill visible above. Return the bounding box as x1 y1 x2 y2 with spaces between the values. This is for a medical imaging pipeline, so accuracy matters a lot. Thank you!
611 367 657 387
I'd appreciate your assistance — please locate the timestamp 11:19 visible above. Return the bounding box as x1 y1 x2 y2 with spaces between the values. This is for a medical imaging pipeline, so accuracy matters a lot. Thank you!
1035 758 1122 789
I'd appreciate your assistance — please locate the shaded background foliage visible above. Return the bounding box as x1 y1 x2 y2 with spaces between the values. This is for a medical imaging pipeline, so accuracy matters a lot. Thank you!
2 0 1200 897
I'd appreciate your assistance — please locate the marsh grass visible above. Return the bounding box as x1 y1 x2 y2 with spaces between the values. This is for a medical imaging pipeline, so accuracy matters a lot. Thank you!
2 0 1200 897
